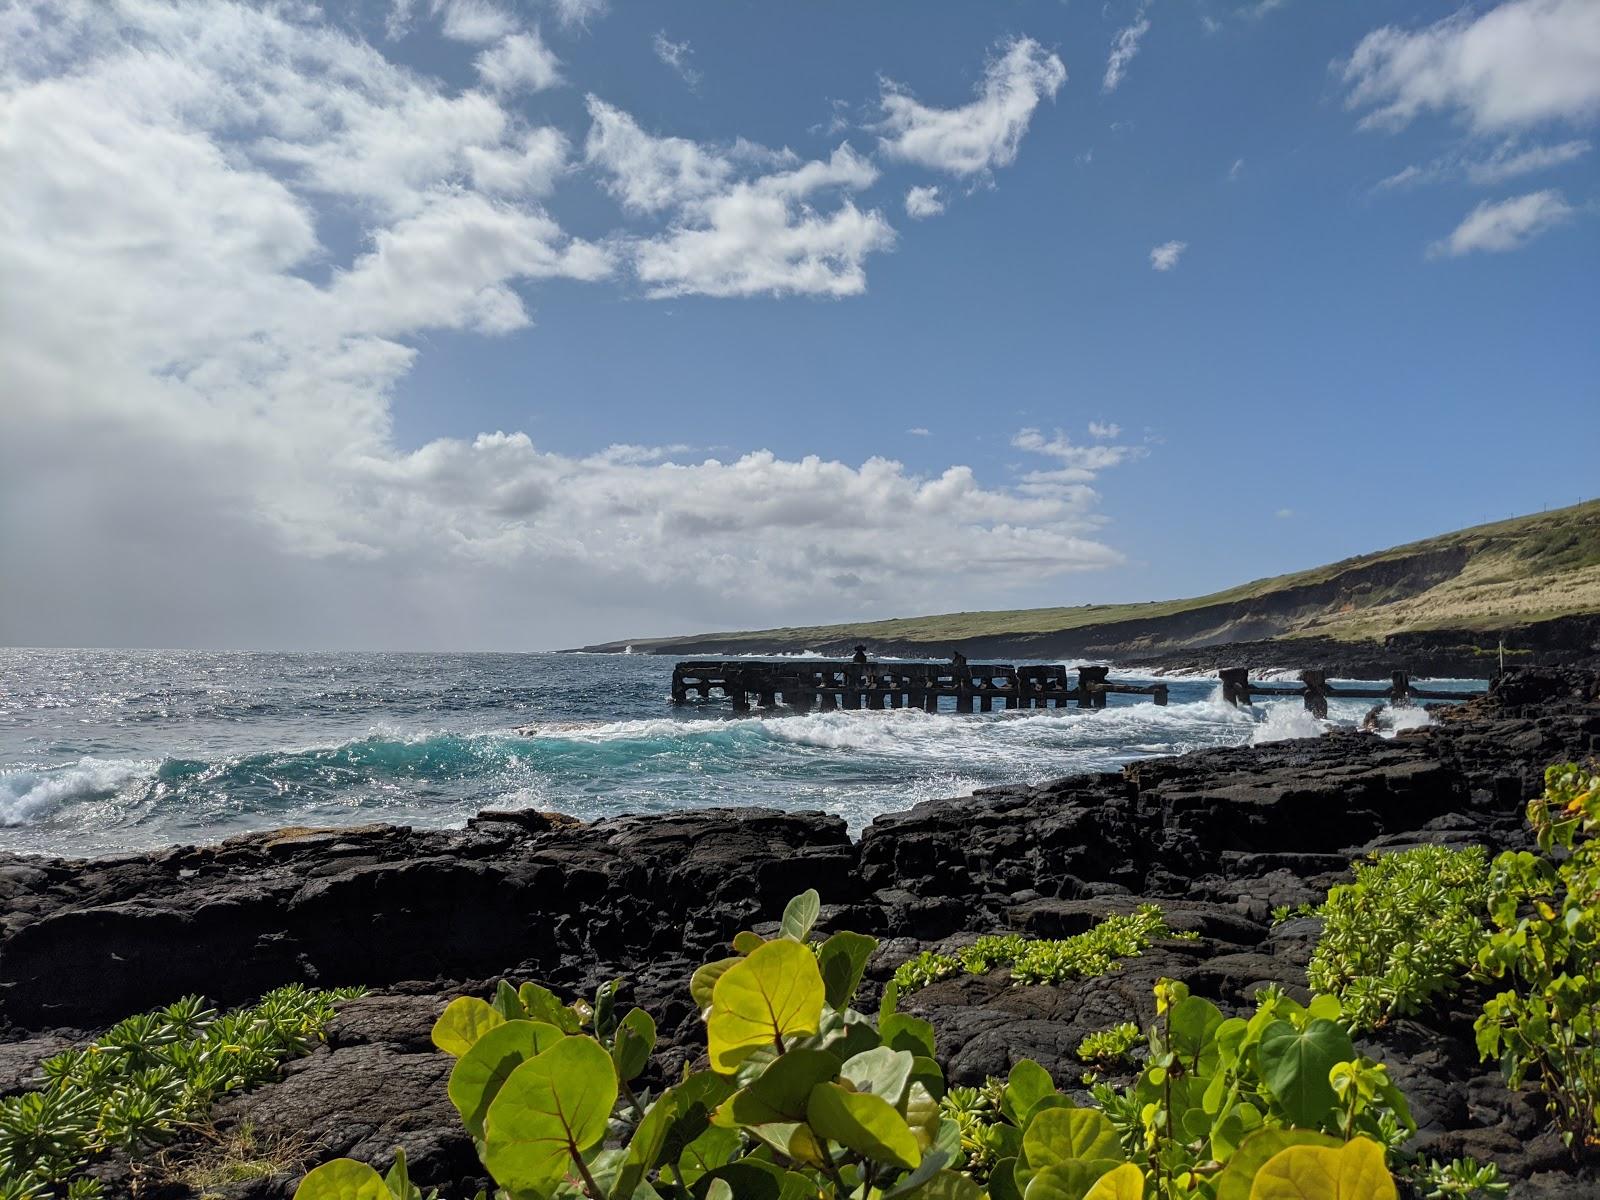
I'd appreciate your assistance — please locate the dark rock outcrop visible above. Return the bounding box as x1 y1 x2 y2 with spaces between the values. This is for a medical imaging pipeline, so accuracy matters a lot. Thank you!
2 667 1596 1198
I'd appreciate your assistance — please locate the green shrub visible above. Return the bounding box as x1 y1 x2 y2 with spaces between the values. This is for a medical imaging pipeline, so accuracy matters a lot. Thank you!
0 985 362 1199
295 893 1406 1200
891 904 1180 996
1476 763 1600 1152
1076 1023 1142 1070
1307 844 1493 1031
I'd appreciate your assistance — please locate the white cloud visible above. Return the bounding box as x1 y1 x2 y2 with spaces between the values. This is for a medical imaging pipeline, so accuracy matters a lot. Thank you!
1228 157 1244 181
907 427 932 436
653 31 701 89
1378 138 1591 190
1104 15 1151 93
904 185 945 219
586 101 895 298
475 30 562 93
1149 239 1187 270
1428 189 1576 256
1276 508 1294 519
434 0 517 44
584 96 733 214
1011 429 1147 494
0 3 1140 648
877 37 1066 176
1087 421 1121 440
464 127 569 195
1467 138 1592 182
1342 0 1600 133
550 0 606 31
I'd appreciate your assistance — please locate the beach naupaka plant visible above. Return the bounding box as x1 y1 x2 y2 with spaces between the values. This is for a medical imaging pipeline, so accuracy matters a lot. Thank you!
293 891 1406 1200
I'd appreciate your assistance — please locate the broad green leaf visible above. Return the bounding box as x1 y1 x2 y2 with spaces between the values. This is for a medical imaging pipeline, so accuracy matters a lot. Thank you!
734 930 766 955
702 1161 790 1200
1002 1059 1055 1126
519 982 582 1033
448 1019 566 1137
1022 1161 1124 1200
780 889 822 942
746 1119 829 1168
1021 1106 1124 1170
901 1171 983 1200
1306 994 1342 1024
1249 1136 1397 1200
910 1055 945 1100
903 1080 943 1148
706 940 825 1071
714 1048 840 1126
1170 995 1225 1068
690 957 741 1014
594 978 623 1041
818 930 878 1009
493 979 525 1021
675 1124 741 1185
988 1158 1024 1200
881 1012 937 1059
807 1081 922 1169
294 1160 393 1200
1214 1128 1342 1200
657 1072 736 1168
1083 1164 1145 1200
611 1007 656 1081
1257 1019 1355 1127
842 1046 914 1103
482 1036 619 1193
612 1090 678 1200
884 1146 953 1199
384 1148 421 1200
431 996 505 1057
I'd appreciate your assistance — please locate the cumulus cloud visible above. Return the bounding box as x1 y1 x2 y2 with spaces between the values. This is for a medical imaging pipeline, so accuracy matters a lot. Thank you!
0 2 1118 647
1087 421 1121 440
475 30 562 93
904 185 945 219
1428 190 1576 256
1149 240 1187 270
434 0 517 44
1104 13 1151 93
877 37 1066 176
1341 0 1600 133
653 31 700 89
585 100 894 297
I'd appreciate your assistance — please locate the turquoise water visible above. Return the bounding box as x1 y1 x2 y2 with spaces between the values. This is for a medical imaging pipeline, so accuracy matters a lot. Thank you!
0 649 1483 857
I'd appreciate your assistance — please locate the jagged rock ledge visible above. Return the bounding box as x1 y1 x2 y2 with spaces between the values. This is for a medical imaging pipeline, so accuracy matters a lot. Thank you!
1 667 1596 1198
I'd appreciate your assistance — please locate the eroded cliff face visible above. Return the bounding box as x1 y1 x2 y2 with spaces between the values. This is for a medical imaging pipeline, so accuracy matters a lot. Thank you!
2 669 1596 1198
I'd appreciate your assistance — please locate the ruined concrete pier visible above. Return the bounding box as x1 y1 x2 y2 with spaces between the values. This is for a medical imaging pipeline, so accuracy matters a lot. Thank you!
670 659 1169 713
670 660 1487 716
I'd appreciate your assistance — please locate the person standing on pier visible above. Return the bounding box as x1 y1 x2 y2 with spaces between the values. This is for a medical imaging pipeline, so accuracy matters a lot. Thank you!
852 645 869 665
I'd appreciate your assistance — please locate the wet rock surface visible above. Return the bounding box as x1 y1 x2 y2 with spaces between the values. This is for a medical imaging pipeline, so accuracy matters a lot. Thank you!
3 667 1597 1198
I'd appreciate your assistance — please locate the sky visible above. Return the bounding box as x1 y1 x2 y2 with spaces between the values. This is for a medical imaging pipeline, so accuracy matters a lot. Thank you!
1 0 1597 651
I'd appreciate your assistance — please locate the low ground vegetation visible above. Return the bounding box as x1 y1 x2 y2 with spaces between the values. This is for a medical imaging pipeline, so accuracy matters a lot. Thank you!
0 985 361 1200
295 892 1411 1200
891 905 1181 996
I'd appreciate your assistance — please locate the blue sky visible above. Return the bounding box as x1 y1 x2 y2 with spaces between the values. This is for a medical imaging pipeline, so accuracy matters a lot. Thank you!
1 0 1596 649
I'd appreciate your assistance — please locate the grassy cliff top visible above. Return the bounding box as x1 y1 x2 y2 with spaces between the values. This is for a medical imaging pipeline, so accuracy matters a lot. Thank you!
593 500 1600 653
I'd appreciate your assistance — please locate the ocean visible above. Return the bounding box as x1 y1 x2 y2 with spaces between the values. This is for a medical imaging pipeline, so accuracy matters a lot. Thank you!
0 649 1485 858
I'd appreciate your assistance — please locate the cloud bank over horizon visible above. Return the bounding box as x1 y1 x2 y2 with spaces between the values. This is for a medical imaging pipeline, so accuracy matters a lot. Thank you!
0 2 1123 649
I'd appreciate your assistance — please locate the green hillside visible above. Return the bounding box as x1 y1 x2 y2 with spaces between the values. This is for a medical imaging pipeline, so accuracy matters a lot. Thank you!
580 500 1600 657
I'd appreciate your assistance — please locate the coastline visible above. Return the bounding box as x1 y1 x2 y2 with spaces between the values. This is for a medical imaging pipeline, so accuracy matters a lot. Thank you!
2 666 1595 1196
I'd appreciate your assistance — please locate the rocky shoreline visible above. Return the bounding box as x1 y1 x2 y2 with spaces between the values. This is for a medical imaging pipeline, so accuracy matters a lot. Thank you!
2 667 1597 1198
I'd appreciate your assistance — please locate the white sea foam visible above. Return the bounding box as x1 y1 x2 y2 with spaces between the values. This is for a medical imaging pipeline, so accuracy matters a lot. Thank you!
1249 704 1329 745
0 757 155 826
